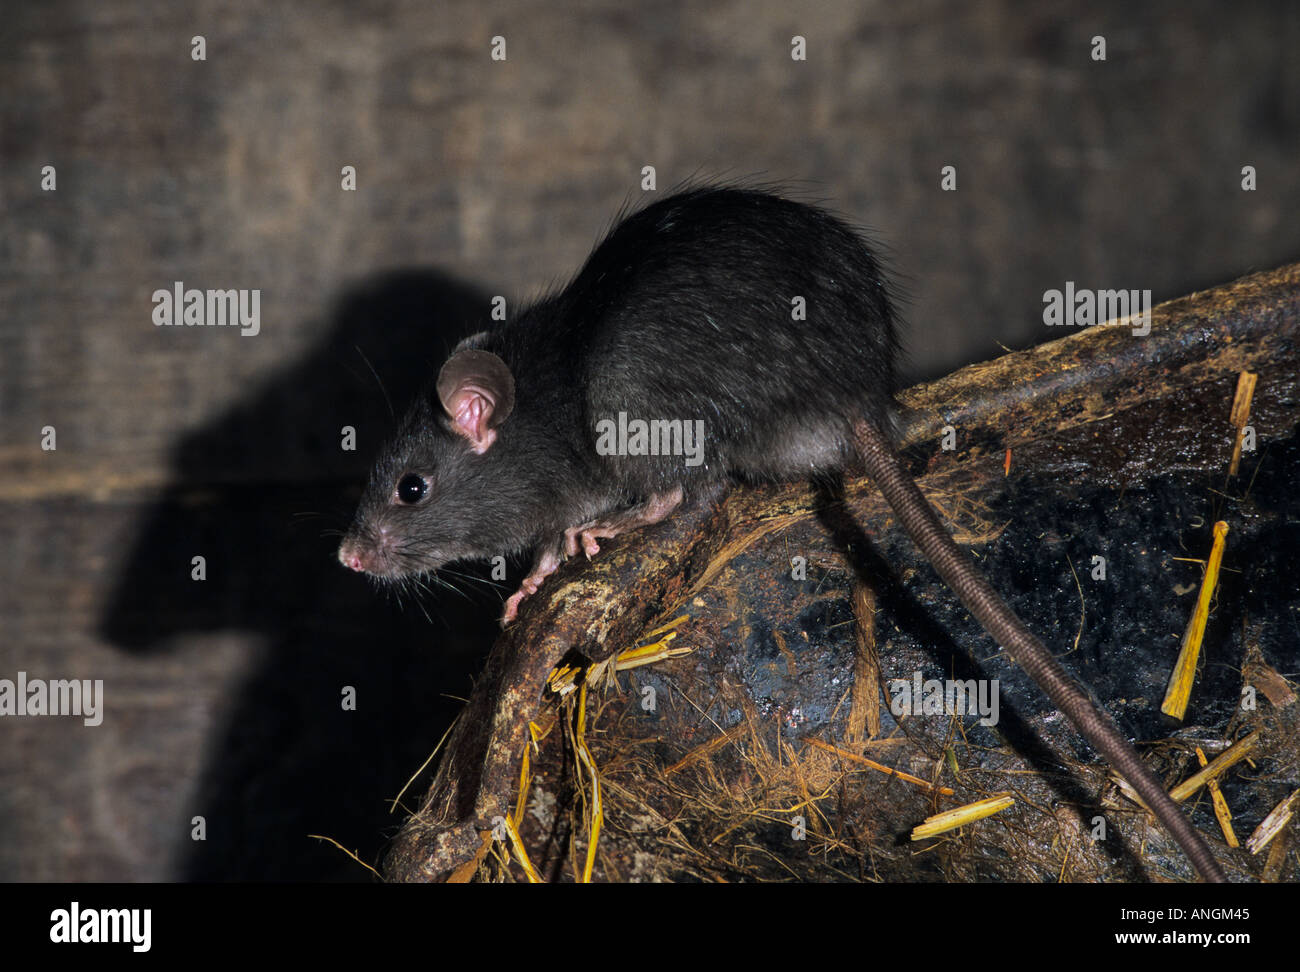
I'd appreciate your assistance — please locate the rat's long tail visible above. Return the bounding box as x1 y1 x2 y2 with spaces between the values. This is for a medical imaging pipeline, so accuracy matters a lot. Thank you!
852 418 1226 883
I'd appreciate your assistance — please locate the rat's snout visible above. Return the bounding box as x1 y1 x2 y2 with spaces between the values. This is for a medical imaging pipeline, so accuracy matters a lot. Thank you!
337 538 368 572
337 525 392 575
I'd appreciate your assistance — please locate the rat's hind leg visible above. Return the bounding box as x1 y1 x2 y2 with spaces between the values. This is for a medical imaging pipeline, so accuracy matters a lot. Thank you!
563 487 685 558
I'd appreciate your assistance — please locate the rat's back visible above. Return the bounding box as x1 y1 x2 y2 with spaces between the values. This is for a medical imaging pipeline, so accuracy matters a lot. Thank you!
549 186 901 492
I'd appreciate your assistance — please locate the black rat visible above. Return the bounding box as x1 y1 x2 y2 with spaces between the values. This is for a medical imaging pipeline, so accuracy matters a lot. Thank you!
338 185 1225 883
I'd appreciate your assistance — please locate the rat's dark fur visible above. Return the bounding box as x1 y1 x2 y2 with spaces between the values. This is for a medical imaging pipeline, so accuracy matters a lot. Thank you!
343 186 900 575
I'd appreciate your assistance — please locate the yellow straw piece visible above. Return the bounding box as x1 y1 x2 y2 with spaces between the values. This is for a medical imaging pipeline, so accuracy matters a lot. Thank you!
1162 521 1229 720
643 614 690 639
1246 787 1300 855
573 682 604 883
911 794 1015 841
305 834 383 879
1228 371 1257 477
665 723 749 776
548 615 693 696
512 744 533 834
503 814 542 883
1169 731 1259 803
547 662 584 696
807 738 955 796
614 639 694 671
1196 746 1239 848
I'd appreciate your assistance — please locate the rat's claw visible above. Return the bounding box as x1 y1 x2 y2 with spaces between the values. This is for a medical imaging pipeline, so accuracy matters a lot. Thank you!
563 528 581 558
564 522 611 558
566 523 617 559
582 524 629 558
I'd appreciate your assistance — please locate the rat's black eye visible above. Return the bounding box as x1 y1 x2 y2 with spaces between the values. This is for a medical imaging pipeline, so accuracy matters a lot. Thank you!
396 474 428 505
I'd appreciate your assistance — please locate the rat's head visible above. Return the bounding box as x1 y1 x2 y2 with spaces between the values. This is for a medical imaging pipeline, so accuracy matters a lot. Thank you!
337 348 519 582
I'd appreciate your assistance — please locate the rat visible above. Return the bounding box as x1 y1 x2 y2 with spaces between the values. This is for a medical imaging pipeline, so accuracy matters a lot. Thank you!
338 184 1226 883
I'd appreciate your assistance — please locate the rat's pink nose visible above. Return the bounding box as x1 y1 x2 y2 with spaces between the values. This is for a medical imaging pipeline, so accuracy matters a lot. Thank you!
338 541 367 572
339 526 393 574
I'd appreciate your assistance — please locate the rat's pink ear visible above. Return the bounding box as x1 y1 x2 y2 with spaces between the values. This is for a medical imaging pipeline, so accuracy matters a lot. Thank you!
436 349 516 454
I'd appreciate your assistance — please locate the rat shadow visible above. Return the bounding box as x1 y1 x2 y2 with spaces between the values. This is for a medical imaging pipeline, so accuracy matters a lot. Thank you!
99 268 510 881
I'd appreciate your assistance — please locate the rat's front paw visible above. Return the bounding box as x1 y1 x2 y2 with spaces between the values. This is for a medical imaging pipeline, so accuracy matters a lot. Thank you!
500 546 562 626
501 587 529 625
